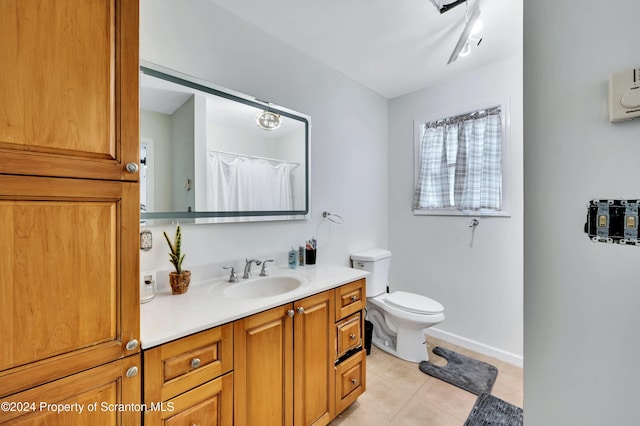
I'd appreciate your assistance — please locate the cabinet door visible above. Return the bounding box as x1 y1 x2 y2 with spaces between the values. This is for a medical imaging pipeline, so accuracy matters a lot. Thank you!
335 279 365 321
0 175 140 397
0 355 141 425
335 351 366 414
293 290 335 426
336 313 363 359
234 304 293 426
145 372 233 426
0 0 139 181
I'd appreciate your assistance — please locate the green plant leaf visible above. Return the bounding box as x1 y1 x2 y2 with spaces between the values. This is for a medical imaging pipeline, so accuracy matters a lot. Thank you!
164 225 185 274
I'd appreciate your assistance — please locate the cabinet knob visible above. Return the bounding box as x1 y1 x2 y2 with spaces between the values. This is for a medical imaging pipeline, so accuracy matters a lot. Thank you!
125 162 139 173
350 334 356 340
125 339 139 351
351 378 358 385
350 295 358 302
287 309 295 318
296 306 305 314
191 358 201 368
126 366 139 378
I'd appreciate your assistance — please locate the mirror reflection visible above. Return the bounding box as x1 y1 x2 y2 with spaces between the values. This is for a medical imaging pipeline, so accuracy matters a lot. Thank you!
139 63 310 224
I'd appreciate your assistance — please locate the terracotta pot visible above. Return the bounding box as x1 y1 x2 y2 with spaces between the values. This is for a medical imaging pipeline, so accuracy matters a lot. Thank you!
169 270 191 295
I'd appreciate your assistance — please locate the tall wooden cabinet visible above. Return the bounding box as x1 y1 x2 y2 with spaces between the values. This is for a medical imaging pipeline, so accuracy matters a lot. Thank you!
0 0 141 423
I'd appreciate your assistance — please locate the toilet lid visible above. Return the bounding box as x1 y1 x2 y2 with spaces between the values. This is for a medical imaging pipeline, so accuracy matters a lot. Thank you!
386 291 444 315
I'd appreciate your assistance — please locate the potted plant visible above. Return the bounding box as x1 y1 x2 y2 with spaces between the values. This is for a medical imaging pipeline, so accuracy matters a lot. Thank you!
163 224 191 294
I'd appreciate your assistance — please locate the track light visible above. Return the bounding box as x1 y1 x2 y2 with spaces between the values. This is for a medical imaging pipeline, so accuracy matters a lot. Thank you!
459 41 472 57
447 0 482 64
429 0 468 14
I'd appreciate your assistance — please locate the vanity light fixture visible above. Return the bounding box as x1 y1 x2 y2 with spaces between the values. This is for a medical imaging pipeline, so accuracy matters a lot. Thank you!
256 109 282 131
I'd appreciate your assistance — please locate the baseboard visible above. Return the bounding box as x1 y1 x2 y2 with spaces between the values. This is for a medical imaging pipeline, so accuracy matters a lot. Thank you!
425 327 523 368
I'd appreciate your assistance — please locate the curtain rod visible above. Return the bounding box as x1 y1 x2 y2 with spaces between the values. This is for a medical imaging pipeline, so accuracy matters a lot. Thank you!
207 149 300 168
425 106 501 129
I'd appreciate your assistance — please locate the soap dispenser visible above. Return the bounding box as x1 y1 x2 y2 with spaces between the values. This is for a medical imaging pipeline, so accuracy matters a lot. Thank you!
288 246 297 269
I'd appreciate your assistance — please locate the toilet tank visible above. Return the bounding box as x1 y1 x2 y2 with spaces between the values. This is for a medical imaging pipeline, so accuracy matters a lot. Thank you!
350 249 392 297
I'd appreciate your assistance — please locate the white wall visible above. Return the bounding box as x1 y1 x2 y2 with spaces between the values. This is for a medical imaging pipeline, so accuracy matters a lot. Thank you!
139 0 388 273
388 56 524 364
524 1 640 424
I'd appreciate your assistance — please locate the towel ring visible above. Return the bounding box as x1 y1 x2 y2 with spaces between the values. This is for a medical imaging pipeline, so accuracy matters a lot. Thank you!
322 211 344 224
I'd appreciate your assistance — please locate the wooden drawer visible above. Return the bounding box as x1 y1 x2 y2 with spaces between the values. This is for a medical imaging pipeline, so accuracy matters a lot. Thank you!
335 279 365 320
335 351 366 414
144 323 233 404
145 372 233 426
336 313 362 358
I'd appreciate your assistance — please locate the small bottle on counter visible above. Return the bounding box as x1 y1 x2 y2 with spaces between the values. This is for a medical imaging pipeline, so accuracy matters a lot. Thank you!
299 246 305 266
288 247 297 269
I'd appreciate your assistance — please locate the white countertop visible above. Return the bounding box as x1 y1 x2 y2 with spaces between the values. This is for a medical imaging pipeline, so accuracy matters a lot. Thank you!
140 264 369 349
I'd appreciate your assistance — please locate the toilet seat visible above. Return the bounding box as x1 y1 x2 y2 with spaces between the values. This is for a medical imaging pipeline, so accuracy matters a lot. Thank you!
385 291 444 315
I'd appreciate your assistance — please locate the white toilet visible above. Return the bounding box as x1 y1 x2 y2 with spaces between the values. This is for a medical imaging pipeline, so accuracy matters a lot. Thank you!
351 248 445 363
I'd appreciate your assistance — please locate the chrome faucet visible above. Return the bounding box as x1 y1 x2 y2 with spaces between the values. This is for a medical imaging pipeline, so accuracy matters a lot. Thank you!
259 259 275 276
243 259 262 279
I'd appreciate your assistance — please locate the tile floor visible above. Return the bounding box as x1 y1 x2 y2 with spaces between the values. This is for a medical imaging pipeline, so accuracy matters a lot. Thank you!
330 335 523 425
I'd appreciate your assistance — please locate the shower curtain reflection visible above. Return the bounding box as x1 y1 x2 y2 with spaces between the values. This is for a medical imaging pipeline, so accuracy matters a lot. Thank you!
206 151 294 212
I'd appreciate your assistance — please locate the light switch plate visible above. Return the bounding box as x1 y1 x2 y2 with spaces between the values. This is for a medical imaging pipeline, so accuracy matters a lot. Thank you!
609 67 640 122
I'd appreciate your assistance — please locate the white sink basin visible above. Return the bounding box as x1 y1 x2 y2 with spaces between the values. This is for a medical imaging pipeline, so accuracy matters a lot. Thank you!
223 275 308 299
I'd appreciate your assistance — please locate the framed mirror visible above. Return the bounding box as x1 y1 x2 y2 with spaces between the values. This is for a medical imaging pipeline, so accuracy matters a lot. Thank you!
139 62 310 224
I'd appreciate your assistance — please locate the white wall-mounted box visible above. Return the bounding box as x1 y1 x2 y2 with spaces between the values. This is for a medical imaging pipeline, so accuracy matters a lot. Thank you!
609 67 640 123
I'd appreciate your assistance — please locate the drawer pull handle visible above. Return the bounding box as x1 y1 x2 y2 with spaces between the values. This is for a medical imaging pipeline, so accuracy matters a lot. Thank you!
125 162 139 173
191 358 201 368
297 306 305 314
350 334 357 340
126 366 138 378
125 339 139 351
287 309 295 317
351 378 358 385
350 295 358 302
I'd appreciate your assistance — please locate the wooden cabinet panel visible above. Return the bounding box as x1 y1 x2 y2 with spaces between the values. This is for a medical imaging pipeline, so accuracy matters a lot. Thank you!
335 351 366 414
336 313 362 359
333 279 366 418
293 290 335 426
0 355 141 425
0 175 140 397
144 324 233 405
0 0 139 181
233 290 337 426
335 279 365 321
145 372 233 426
234 304 293 426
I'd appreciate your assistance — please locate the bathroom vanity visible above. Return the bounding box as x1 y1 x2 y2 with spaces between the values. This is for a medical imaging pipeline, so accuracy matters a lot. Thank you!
140 265 368 425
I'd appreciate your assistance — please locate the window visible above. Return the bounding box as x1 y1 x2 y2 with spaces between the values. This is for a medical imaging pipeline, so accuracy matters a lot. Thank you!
413 104 509 216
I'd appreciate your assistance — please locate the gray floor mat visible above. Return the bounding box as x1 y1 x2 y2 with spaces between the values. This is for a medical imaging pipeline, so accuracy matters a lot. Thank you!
464 392 523 425
418 346 498 395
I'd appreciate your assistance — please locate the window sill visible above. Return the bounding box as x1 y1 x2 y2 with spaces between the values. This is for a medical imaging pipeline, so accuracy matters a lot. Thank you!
413 208 510 218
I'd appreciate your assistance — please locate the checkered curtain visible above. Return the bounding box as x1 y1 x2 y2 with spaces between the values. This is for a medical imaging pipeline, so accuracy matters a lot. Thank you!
413 108 502 211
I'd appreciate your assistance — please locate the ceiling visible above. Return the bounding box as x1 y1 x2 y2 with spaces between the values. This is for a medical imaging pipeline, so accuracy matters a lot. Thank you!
208 0 522 99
